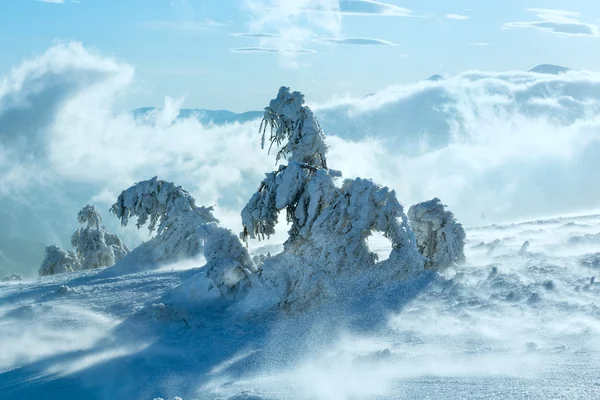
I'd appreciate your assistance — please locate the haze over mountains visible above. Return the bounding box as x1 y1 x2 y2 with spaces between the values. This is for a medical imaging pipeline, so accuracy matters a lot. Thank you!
132 65 574 127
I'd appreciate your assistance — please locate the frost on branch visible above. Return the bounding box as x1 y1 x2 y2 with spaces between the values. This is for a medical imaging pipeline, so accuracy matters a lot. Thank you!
39 205 128 276
407 198 466 270
39 245 81 276
71 205 129 270
241 87 424 311
111 177 256 297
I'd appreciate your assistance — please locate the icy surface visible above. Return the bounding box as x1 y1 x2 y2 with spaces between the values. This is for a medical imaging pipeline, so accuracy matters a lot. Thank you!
408 198 466 269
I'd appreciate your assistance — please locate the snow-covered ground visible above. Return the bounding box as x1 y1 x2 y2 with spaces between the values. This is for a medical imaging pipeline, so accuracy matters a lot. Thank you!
1 213 599 399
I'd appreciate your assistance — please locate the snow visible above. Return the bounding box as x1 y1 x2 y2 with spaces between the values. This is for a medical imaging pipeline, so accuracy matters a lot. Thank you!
2 213 600 399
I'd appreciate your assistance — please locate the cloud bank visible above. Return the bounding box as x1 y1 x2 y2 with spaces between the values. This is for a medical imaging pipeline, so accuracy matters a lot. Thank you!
3 43 600 275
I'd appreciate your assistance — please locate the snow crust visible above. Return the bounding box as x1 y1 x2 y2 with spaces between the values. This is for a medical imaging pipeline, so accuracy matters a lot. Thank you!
408 198 466 269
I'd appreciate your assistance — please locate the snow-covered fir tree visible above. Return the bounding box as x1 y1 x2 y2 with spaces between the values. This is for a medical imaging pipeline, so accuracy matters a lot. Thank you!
38 205 129 276
407 198 466 269
72 205 130 270
241 87 425 311
111 177 256 297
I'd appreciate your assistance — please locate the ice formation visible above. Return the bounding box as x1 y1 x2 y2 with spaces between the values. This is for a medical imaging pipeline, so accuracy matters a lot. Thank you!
111 177 256 297
407 198 466 270
39 205 128 276
241 87 425 311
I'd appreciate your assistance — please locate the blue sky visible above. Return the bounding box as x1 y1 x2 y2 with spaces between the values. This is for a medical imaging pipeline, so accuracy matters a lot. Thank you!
2 0 600 111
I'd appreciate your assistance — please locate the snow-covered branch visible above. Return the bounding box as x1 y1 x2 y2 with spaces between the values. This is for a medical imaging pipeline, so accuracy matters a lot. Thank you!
111 177 256 297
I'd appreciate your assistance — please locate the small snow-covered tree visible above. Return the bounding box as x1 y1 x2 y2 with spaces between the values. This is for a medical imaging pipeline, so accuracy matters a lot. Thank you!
407 198 466 269
38 205 128 276
72 204 130 270
111 177 256 297
39 245 81 276
241 87 424 310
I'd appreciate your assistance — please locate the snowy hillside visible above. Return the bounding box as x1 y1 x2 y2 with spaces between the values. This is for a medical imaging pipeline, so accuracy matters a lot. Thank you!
1 213 599 399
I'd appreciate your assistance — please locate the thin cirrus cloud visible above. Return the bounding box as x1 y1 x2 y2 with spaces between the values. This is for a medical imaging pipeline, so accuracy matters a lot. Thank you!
504 8 600 37
35 0 65 3
315 37 398 46
446 14 469 20
231 32 280 38
336 0 413 16
469 42 490 46
230 47 317 54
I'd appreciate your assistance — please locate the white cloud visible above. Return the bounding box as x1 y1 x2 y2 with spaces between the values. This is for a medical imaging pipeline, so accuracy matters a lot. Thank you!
446 14 468 20
504 9 600 37
36 0 65 3
4 42 600 256
244 0 341 66
526 8 580 17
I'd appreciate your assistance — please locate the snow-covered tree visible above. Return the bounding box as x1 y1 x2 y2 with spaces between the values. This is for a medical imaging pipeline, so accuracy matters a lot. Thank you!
407 198 466 269
38 205 128 276
241 87 425 311
38 245 81 276
111 177 256 297
72 204 129 270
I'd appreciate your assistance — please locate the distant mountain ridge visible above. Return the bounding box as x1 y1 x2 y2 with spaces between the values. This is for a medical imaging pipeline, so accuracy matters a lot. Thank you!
131 65 572 125
528 64 572 75
131 107 263 125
